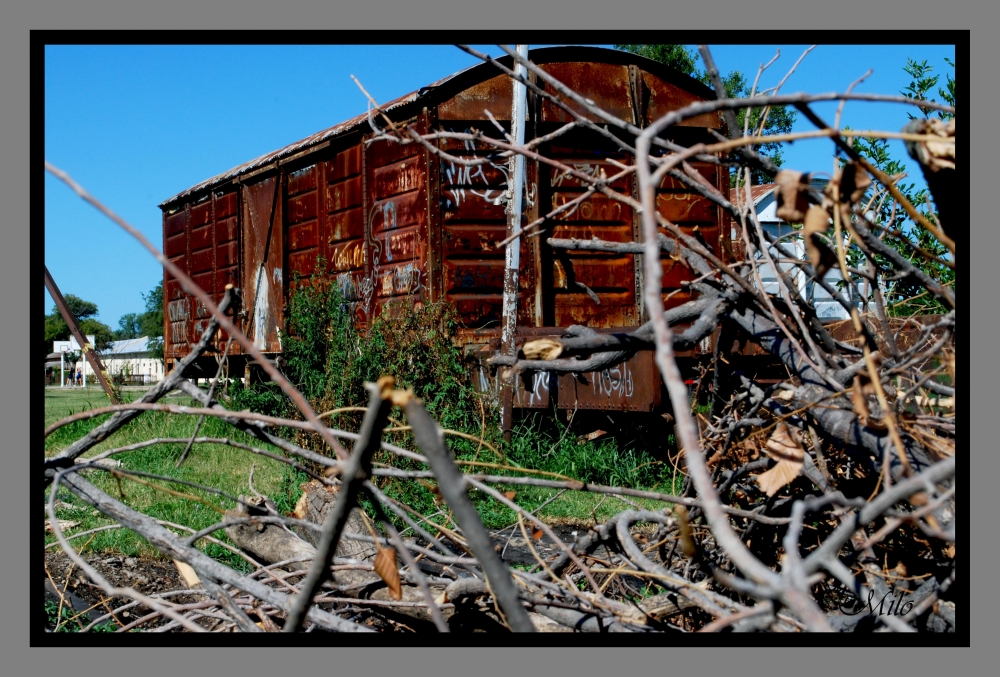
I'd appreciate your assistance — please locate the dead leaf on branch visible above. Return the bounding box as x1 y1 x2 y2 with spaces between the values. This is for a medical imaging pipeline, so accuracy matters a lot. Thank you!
754 423 805 497
522 338 563 361
904 118 955 172
774 170 813 223
831 161 873 205
803 205 837 277
374 547 402 601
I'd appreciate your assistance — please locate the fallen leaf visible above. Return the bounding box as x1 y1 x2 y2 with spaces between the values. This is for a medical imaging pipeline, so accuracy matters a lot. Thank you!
755 460 802 498
904 118 955 172
374 547 402 601
577 429 607 443
675 506 696 557
522 338 563 361
772 389 795 402
763 423 805 464
754 423 805 497
774 170 812 223
503 490 517 500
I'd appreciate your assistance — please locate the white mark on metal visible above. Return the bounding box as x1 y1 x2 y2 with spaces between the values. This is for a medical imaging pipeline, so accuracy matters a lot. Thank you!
591 362 634 398
254 272 269 350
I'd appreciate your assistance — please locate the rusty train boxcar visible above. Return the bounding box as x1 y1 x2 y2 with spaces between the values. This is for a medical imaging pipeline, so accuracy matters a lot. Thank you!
159 46 733 413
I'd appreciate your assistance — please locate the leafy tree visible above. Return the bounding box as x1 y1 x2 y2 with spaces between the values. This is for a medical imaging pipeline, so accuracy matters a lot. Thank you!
43 293 113 353
615 44 797 184
901 57 955 121
114 312 143 340
139 281 164 360
844 56 955 316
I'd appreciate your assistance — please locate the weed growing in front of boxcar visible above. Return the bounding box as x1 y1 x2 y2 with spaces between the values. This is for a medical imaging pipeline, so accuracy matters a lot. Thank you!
264 273 682 528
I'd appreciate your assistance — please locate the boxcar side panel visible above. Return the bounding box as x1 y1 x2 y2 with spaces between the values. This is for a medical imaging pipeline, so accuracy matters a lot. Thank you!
323 145 366 320
363 114 432 320
163 206 190 360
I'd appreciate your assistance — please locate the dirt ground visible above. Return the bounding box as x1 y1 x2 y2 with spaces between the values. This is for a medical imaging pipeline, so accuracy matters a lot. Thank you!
43 521 622 633
44 549 202 631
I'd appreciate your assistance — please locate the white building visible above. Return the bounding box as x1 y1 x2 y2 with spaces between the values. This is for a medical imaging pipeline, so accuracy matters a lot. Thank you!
93 336 164 384
731 180 858 321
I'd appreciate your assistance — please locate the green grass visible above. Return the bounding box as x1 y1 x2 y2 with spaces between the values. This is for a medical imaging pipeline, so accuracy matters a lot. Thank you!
44 386 308 568
44 599 117 633
45 384 682 569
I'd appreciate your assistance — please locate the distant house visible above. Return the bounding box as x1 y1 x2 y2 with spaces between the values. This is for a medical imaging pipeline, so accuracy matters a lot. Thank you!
730 179 858 321
93 337 164 384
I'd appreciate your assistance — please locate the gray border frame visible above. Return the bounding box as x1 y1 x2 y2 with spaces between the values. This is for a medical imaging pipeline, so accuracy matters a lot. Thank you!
8 2 982 675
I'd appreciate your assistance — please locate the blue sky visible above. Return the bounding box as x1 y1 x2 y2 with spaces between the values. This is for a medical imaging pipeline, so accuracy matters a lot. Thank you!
44 42 955 331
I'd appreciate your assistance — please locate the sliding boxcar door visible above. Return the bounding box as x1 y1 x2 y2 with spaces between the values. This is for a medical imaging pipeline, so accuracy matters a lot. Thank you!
241 175 284 353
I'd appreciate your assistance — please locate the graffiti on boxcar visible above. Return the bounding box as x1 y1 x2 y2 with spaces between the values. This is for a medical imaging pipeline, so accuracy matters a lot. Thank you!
551 163 605 188
527 370 550 406
332 240 366 272
253 271 271 350
167 299 189 323
591 361 634 399
441 136 510 209
359 201 393 314
658 191 704 220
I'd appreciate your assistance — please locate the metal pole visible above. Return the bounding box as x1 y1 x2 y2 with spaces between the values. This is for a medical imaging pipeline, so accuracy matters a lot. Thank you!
499 44 529 442
60 351 65 387
44 265 119 404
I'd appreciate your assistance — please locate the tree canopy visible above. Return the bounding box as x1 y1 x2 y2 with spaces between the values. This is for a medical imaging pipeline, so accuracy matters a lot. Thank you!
43 293 114 355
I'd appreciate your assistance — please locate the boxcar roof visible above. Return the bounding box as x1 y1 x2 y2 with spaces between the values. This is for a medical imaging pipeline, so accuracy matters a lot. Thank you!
159 46 717 209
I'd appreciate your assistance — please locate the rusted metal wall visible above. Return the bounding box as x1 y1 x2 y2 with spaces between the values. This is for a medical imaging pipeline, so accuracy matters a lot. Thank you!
163 188 239 360
242 175 284 353
160 48 733 412
363 113 432 321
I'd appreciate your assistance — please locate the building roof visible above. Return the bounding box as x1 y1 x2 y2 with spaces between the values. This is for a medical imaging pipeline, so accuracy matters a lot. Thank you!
160 46 718 208
103 337 154 355
729 183 777 208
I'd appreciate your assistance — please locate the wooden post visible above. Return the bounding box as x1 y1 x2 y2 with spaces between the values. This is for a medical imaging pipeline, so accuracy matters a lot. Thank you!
499 44 529 442
44 265 119 404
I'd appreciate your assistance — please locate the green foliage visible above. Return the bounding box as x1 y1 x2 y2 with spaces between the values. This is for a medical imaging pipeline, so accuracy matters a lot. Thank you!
44 293 114 354
62 295 100 320
44 599 117 633
271 272 679 529
282 275 479 434
79 318 115 351
843 55 956 316
226 379 290 420
901 58 955 121
615 43 797 184
112 281 164 359
140 281 165 360
115 312 143 340
614 44 698 75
